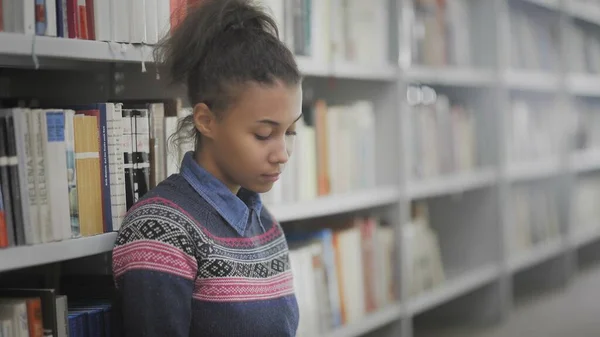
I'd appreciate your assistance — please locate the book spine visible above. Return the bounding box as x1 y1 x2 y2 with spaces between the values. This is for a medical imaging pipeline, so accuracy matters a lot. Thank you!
86 0 95 40
5 114 25 245
156 0 171 40
45 0 57 36
17 111 39 245
26 298 44 337
45 110 72 241
0 184 8 247
151 103 166 186
13 111 37 245
56 0 66 37
129 0 146 43
2 0 10 33
145 0 158 44
93 0 111 41
35 0 47 35
133 110 150 205
66 0 78 38
64 110 79 237
77 0 88 39
33 110 53 243
108 103 126 230
98 105 113 233
122 109 135 210
0 115 14 247
0 0 4 32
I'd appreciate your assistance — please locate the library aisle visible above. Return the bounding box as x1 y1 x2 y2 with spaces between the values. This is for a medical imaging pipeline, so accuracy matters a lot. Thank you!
418 262 600 337
3 0 600 336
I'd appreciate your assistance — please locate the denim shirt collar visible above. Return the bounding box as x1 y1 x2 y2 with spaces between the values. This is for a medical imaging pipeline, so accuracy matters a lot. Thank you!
179 151 262 236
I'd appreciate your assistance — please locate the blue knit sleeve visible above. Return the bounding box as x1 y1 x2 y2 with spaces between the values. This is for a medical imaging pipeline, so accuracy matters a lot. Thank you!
112 198 198 337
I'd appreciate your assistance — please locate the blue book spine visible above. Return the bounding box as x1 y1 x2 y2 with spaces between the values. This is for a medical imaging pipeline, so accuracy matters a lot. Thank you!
55 0 64 37
96 104 113 232
35 0 47 35
68 314 77 337
313 229 342 328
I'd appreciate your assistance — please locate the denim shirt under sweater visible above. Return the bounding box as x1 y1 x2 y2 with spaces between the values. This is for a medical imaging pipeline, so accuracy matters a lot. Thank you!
112 151 299 337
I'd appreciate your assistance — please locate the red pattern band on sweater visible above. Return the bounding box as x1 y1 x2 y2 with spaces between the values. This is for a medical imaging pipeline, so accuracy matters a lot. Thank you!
113 240 197 280
193 271 295 302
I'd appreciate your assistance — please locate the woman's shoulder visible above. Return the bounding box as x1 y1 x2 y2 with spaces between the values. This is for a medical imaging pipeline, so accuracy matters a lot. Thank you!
115 175 208 249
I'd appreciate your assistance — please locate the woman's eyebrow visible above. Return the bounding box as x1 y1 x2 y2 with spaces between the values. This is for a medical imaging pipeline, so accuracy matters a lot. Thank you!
256 113 303 126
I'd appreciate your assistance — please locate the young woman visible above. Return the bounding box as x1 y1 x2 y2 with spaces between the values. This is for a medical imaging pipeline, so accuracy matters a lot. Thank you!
111 0 303 336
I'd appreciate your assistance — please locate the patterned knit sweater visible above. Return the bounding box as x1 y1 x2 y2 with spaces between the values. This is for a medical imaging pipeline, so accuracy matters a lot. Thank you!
112 152 299 337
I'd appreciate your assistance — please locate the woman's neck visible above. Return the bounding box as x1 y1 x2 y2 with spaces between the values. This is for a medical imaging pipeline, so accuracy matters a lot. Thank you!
194 148 241 195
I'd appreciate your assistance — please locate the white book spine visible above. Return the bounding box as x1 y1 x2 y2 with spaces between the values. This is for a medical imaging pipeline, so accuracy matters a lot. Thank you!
43 110 71 241
129 0 147 43
64 110 79 238
2 0 13 33
94 0 112 41
150 103 166 184
1 319 12 337
110 103 127 230
18 0 36 34
112 0 130 42
164 116 179 176
35 110 54 242
61 0 69 37
156 0 171 41
45 0 58 36
24 110 42 244
145 0 159 44
311 0 330 63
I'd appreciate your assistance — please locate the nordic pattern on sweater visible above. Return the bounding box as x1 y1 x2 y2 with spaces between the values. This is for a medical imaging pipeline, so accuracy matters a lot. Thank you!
112 153 299 337
113 196 294 303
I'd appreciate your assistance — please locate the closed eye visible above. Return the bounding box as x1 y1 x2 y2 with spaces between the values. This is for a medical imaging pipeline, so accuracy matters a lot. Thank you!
255 134 270 141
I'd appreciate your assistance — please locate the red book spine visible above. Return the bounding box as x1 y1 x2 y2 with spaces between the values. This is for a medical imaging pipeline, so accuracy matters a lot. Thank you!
26 298 44 337
66 0 78 38
170 0 187 33
86 0 95 40
78 3 88 39
0 197 7 248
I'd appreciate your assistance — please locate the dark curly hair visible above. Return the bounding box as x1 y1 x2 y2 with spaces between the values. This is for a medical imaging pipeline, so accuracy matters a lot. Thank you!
154 0 302 152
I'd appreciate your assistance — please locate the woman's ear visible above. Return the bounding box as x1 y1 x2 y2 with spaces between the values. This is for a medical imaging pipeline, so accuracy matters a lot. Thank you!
193 102 217 140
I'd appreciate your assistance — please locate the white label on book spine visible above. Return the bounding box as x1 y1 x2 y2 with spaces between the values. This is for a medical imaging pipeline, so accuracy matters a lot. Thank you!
75 152 100 160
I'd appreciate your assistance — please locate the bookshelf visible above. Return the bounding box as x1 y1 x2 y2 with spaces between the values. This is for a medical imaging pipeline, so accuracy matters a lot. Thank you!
0 233 117 273
0 0 599 336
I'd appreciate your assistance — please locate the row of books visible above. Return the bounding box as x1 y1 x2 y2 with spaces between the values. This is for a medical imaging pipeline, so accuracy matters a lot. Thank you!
408 88 478 181
261 100 377 206
572 99 600 151
510 184 561 257
573 174 600 234
409 0 471 67
573 0 600 7
0 288 113 337
0 0 198 44
285 217 397 336
509 4 559 71
259 0 389 65
403 202 445 298
509 99 560 164
568 23 600 74
0 98 177 247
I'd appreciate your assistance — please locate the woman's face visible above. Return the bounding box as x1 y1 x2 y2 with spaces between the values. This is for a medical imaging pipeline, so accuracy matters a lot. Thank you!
197 80 303 194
